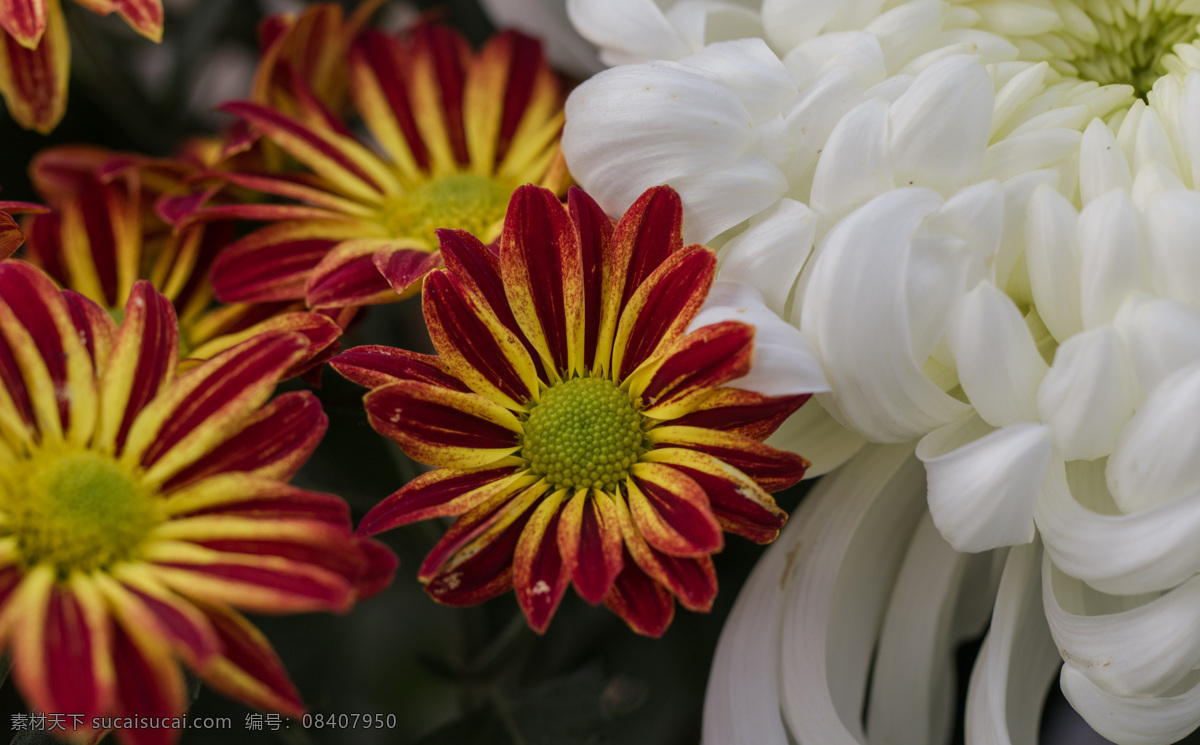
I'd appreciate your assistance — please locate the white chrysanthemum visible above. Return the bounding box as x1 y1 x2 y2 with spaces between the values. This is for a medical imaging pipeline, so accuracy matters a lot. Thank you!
555 0 1200 743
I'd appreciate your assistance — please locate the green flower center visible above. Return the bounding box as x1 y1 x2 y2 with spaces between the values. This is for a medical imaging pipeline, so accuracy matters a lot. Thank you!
522 376 647 492
383 174 512 244
998 1 1200 96
4 451 158 575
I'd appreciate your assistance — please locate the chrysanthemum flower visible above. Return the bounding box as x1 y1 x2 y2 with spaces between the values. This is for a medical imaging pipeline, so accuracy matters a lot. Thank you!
189 24 569 313
0 200 48 258
0 0 162 133
0 260 395 742
20 146 342 372
333 184 818 636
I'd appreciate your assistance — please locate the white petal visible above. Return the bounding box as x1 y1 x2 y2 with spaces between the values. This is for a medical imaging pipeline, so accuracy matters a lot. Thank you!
665 1 763 51
1036 459 1200 595
689 280 830 396
888 55 994 196
994 169 1062 301
802 188 972 442
760 0 837 54
1079 117 1132 204
863 0 945 72
566 0 691 65
1132 106 1182 181
866 516 1003 745
667 156 792 244
923 179 1005 291
716 198 815 317
1112 294 1200 394
1037 326 1138 461
1045 558 1200 698
1077 189 1151 329
918 415 1053 552
809 97 896 230
1061 666 1200 745
981 128 1081 183
481 0 602 78
1145 189 1200 310
1180 71 1200 179
1025 184 1084 342
946 282 1048 427
1107 362 1200 513
991 61 1050 139
765 398 867 478
905 234 972 364
681 38 798 122
963 541 1062 745
777 443 929 743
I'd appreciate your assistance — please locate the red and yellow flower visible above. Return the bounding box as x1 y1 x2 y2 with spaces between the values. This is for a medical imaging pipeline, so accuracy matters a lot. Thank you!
1 200 48 258
187 23 569 312
0 0 162 133
0 260 394 742
334 185 809 636
20 146 342 372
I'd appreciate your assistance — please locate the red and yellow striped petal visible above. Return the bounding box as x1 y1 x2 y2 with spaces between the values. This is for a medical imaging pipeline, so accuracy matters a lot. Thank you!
614 497 718 612
193 602 305 717
602 551 674 638
0 200 48 258
667 388 810 440
160 392 327 491
424 482 549 606
512 489 570 632
627 462 723 557
630 320 754 420
305 238 427 308
423 269 540 409
646 425 809 492
108 614 187 745
96 569 220 670
123 331 308 485
96 280 178 454
611 245 716 381
331 344 469 391
557 490 623 605
488 33 564 181
417 479 546 580
375 244 445 298
568 188 614 370
62 289 117 370
363 379 522 469
145 540 354 614
500 185 584 379
0 0 67 133
596 186 684 362
210 221 348 304
643 448 787 544
0 0 46 48
349 30 427 180
9 570 117 718
111 0 163 42
405 25 472 176
163 474 350 525
0 260 97 445
185 310 342 380
358 463 528 534
222 100 398 199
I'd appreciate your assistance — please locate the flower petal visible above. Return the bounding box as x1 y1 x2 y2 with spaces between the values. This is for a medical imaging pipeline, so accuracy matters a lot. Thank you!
614 495 717 612
331 344 469 391
557 490 624 605
0 0 46 48
363 379 522 469
634 320 753 420
305 238 427 308
602 550 676 637
194 602 305 717
210 221 347 304
109 616 186 745
627 462 723 557
501 185 584 378
0 0 67 133
647 425 808 491
96 570 219 670
358 464 529 534
1061 665 1200 745
763 398 866 478
423 269 540 409
513 489 570 632
918 416 1053 552
1025 184 1085 343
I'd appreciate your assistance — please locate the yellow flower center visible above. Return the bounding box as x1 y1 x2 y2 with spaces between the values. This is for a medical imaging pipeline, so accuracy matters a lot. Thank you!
3 451 158 575
383 174 512 244
522 376 647 492
994 1 1200 95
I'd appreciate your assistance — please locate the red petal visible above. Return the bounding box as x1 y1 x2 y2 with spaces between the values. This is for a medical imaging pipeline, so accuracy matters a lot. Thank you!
0 3 67 133
358 464 523 534
210 221 343 303
637 321 754 416
162 391 327 491
0 0 47 48
649 426 809 492
500 185 583 376
512 491 570 632
668 388 810 440
350 30 430 170
194 603 305 717
602 552 674 638
331 344 470 391
568 188 613 369
628 463 723 557
166 477 351 525
608 186 684 315
423 269 538 407
557 491 623 605
14 582 113 714
363 379 521 469
113 0 163 42
375 245 444 297
62 289 116 369
353 538 398 600
612 246 716 381
98 280 178 453
110 621 185 745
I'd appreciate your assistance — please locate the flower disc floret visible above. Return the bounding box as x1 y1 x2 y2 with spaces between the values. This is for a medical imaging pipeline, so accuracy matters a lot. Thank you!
5 451 157 575
383 174 512 244
522 376 646 491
